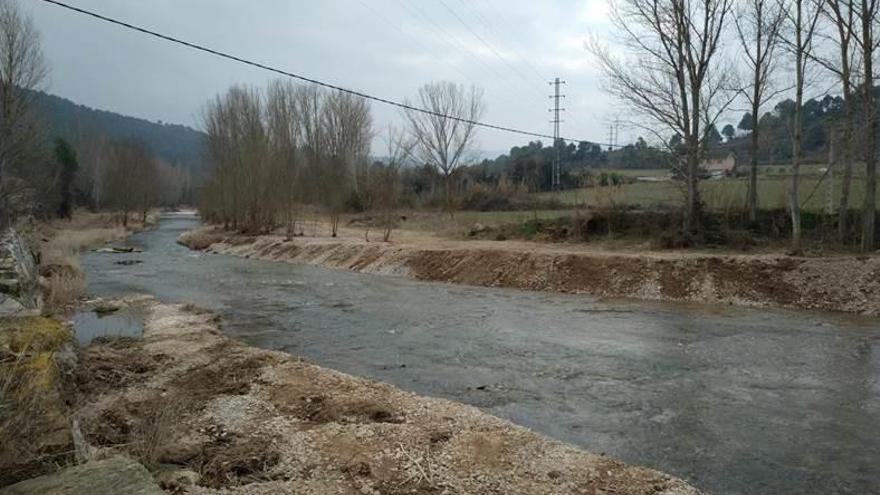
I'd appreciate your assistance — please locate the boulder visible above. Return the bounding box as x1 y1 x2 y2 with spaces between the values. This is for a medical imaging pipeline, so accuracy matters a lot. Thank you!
0 229 41 315
468 222 488 237
0 456 163 495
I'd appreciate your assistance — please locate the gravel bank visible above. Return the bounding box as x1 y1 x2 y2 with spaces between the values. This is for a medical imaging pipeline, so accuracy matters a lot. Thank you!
180 228 880 315
73 297 702 495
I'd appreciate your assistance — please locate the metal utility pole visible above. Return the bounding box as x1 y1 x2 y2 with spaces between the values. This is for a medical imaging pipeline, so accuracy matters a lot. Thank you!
549 77 566 190
607 118 620 151
614 119 620 148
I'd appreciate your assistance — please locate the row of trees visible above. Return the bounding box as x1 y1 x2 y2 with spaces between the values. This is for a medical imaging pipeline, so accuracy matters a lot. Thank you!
594 0 878 251
199 80 485 237
729 92 879 162
199 81 373 235
466 138 666 193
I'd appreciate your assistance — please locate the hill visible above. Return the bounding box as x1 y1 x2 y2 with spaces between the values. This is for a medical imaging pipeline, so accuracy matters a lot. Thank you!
34 91 206 173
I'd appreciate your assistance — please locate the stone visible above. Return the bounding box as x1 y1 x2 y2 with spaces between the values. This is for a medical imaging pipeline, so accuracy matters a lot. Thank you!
0 456 163 495
114 260 143 266
153 467 199 492
0 295 26 316
95 247 142 254
0 229 41 315
468 222 488 236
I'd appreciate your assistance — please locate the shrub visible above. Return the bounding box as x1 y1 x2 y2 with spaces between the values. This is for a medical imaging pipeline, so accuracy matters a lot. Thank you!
43 272 86 312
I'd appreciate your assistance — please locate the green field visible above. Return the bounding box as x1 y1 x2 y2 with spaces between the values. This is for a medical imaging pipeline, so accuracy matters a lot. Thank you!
540 175 879 212
399 209 574 235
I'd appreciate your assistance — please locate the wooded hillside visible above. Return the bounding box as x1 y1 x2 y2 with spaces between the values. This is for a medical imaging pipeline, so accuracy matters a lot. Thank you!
34 90 206 173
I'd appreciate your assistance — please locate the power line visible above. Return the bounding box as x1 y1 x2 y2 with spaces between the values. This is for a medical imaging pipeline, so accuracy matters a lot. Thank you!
354 0 473 84
454 0 547 84
36 0 620 148
391 0 538 106
436 0 545 100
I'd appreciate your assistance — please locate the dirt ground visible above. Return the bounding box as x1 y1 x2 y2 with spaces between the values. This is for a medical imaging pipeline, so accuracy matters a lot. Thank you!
72 297 701 495
180 225 880 316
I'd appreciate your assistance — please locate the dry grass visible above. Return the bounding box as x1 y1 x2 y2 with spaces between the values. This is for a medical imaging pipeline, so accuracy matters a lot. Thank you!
540 175 880 212
0 317 72 486
43 273 86 313
33 211 137 313
129 402 180 470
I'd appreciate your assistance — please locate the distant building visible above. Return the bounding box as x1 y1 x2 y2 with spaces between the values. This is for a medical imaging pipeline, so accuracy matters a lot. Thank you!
701 152 737 179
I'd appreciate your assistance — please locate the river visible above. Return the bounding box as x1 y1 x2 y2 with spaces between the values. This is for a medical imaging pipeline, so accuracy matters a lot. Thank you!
82 213 880 495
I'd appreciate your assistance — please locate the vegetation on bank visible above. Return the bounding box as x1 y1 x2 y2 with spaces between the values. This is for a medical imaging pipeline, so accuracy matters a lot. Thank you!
33 212 155 313
0 316 72 487
473 207 880 251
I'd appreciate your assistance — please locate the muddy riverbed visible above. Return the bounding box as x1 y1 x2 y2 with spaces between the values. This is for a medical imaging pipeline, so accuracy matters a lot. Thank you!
83 213 880 495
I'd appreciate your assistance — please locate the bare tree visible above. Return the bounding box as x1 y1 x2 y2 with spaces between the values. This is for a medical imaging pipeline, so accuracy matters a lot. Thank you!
266 79 302 239
781 0 821 253
320 90 372 236
375 126 414 242
403 82 484 215
102 140 158 227
200 81 374 237
853 0 878 251
591 0 735 237
0 0 47 227
201 85 271 232
735 0 785 222
816 0 859 241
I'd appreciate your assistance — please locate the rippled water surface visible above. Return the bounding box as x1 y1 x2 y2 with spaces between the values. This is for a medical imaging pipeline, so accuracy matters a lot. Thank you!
82 213 880 495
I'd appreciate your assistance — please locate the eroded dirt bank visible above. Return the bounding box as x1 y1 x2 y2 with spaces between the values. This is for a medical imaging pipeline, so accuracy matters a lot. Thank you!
180 228 880 315
73 297 700 495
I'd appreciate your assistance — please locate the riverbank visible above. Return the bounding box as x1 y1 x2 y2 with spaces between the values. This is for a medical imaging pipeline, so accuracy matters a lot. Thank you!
59 296 700 495
180 226 880 316
0 211 159 487
31 211 158 313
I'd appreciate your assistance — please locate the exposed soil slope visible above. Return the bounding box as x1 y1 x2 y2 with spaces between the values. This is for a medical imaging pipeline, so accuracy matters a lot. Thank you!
180 228 880 315
73 297 701 494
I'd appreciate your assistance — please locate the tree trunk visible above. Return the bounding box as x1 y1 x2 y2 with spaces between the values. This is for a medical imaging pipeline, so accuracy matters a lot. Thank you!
330 213 339 237
684 136 701 236
444 173 454 218
838 90 854 241
748 104 760 223
0 162 6 230
861 2 876 252
789 161 802 253
837 32 855 242
382 208 393 242
790 3 805 254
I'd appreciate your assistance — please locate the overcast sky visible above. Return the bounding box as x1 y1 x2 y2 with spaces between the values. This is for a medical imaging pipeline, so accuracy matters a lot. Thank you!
26 0 622 155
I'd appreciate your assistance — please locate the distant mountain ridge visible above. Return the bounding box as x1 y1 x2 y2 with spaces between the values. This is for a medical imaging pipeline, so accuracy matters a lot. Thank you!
35 91 206 172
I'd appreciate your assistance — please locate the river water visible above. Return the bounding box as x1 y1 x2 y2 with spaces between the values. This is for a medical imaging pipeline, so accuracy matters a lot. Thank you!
82 213 880 495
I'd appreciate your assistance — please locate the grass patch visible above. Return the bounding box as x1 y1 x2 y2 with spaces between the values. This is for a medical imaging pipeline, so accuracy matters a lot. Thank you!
0 317 73 487
539 176 880 212
473 207 879 251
